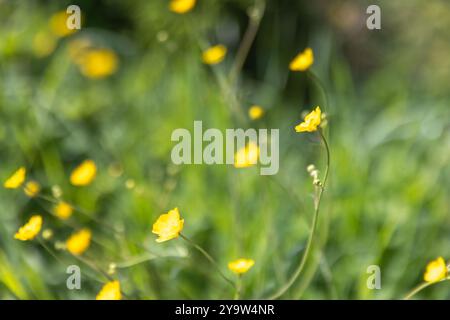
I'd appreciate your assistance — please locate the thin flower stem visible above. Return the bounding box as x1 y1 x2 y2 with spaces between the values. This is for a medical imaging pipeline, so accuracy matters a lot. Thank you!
267 130 330 300
234 275 242 300
404 277 450 300
180 233 236 290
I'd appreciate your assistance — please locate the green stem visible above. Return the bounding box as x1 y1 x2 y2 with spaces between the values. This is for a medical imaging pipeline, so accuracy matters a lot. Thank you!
180 234 236 290
267 130 330 299
234 274 242 300
404 277 450 300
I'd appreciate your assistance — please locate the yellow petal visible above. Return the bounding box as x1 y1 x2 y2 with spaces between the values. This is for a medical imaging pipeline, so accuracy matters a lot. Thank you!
152 208 184 243
169 0 196 14
54 201 73 220
248 105 264 120
24 180 41 198
4 167 26 189
295 106 321 133
66 229 92 255
70 160 97 186
289 47 314 71
78 49 118 79
49 11 78 38
14 215 43 241
96 280 122 300
234 142 260 168
202 45 227 65
228 258 255 274
424 257 448 283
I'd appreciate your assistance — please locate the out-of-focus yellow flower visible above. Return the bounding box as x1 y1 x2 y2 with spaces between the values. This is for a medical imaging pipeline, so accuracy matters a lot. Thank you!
70 160 97 186
289 47 314 71
42 229 54 240
234 142 260 168
248 105 264 120
152 208 184 243
54 201 73 220
14 215 43 241
32 31 57 57
295 106 321 133
96 280 122 300
169 0 196 14
4 167 26 189
77 49 118 79
424 257 448 283
228 258 255 274
202 45 227 65
24 180 41 198
66 229 92 255
50 11 78 38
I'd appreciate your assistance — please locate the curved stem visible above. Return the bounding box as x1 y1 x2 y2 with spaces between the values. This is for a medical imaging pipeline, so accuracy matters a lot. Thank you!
180 234 236 290
267 130 330 300
404 277 450 300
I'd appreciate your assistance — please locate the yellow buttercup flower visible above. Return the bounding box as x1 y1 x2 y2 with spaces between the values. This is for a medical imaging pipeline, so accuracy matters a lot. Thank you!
78 49 118 79
234 142 260 168
424 257 448 283
248 105 264 120
49 11 78 38
4 167 26 189
289 47 314 71
96 280 122 300
70 160 97 186
152 208 184 243
24 180 41 198
202 45 227 65
14 215 43 241
169 0 196 14
66 229 92 255
54 201 73 220
228 258 255 275
295 106 321 133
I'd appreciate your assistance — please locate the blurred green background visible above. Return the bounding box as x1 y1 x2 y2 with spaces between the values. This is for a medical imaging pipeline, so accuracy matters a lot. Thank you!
0 0 449 299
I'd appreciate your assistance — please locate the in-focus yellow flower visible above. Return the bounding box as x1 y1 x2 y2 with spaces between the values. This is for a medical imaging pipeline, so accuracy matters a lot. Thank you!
66 228 92 255
24 180 41 198
202 45 227 65
4 167 26 189
54 201 73 220
49 11 78 38
96 280 122 300
169 0 196 14
289 47 314 71
234 142 260 168
228 258 255 275
152 208 184 243
14 215 43 241
32 31 57 57
295 106 322 133
77 49 118 79
70 160 97 186
424 257 448 283
248 105 265 120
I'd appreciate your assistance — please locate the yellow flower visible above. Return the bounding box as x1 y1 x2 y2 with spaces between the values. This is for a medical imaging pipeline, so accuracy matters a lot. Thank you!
14 215 43 241
248 105 265 120
70 160 97 186
228 258 255 274
49 11 78 38
54 201 73 220
78 49 118 79
234 142 260 168
24 180 41 198
152 208 184 243
169 0 196 14
202 45 227 65
4 167 26 189
66 229 92 255
289 47 314 71
424 257 448 283
32 31 57 57
295 106 322 132
96 280 122 300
